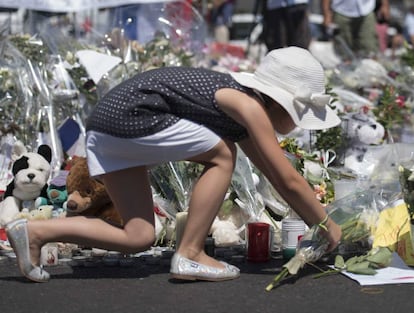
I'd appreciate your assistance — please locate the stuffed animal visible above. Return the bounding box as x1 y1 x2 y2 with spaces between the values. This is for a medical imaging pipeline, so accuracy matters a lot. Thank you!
343 112 385 147
64 157 123 226
343 112 385 175
14 205 53 220
35 170 68 211
0 141 52 226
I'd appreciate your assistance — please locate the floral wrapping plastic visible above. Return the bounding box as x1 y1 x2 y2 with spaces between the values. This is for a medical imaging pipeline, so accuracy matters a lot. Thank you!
231 148 265 223
266 182 403 291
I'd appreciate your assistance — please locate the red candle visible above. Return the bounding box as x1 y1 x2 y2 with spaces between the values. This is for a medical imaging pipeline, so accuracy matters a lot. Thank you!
0 228 7 241
247 222 270 262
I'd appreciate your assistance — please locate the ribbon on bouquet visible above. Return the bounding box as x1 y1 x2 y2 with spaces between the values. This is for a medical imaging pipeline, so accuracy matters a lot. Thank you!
321 149 336 180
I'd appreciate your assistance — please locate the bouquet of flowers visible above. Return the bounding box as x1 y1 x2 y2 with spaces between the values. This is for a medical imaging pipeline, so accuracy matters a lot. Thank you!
265 183 401 291
149 161 203 214
280 138 338 205
398 157 414 222
231 147 265 222
371 85 411 140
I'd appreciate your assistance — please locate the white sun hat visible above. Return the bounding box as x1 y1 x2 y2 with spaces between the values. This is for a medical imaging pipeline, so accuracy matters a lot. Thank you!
229 46 341 130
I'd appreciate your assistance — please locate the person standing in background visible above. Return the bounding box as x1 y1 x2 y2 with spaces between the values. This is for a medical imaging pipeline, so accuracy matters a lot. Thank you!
322 0 389 57
374 0 390 53
261 0 311 50
210 0 236 43
404 5 414 46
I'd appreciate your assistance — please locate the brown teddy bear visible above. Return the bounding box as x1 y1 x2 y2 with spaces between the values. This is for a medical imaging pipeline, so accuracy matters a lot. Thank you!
65 157 123 227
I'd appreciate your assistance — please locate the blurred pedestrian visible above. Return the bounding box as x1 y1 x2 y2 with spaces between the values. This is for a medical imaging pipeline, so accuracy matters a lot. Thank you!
375 0 390 53
261 0 311 50
210 0 236 43
404 5 414 46
322 0 389 57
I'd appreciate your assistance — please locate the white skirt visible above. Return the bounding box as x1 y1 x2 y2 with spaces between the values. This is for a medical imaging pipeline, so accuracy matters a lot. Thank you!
86 119 221 177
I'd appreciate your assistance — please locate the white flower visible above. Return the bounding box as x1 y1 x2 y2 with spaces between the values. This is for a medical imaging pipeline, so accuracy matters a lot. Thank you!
304 160 324 178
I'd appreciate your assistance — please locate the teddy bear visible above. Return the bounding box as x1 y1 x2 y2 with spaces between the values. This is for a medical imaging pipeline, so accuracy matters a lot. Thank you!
64 157 123 227
0 141 52 226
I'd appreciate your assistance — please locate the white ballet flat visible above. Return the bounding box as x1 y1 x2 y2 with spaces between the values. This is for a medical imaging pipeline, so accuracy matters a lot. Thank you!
5 219 50 282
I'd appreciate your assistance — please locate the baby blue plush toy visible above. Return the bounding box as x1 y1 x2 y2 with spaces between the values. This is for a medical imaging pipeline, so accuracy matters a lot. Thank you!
35 170 68 212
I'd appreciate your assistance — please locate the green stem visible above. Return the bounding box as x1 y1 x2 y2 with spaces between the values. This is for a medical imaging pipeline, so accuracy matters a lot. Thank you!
307 262 328 273
313 269 341 279
265 267 289 292
306 262 341 279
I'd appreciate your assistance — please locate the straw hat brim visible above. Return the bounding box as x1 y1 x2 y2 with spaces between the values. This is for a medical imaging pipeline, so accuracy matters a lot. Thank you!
229 72 341 130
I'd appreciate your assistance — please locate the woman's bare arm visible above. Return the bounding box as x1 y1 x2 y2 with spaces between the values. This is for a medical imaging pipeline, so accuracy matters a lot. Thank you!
215 88 341 250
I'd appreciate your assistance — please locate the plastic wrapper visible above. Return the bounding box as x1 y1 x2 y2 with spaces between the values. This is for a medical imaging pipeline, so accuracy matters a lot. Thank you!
266 183 402 291
96 30 198 98
26 58 64 176
255 172 290 218
335 59 390 90
149 161 203 214
0 24 33 141
0 30 65 176
398 153 414 221
231 147 265 222
90 1 205 97
330 87 373 112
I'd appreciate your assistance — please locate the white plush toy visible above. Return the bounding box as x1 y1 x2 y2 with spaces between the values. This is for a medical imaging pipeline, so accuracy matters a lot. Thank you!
343 112 385 175
0 141 52 226
344 112 385 146
14 205 54 220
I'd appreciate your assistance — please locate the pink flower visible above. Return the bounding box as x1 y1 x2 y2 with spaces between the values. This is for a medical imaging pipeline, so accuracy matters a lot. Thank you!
368 90 379 102
361 105 370 114
313 184 326 201
396 96 405 108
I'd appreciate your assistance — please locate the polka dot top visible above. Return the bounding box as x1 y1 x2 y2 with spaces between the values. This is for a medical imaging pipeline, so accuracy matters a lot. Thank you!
86 67 252 142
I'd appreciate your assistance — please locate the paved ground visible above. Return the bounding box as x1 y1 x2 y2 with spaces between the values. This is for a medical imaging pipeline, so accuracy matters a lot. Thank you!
1 249 414 313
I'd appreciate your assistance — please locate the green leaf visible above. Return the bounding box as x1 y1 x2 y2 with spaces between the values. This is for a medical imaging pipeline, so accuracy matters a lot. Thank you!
334 255 346 270
366 247 393 268
346 261 377 275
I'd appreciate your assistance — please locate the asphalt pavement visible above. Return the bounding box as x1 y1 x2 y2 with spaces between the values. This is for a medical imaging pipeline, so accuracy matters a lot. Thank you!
1 247 414 313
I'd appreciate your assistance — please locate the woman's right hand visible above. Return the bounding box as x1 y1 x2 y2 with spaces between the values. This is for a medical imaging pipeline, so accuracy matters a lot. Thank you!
320 217 342 252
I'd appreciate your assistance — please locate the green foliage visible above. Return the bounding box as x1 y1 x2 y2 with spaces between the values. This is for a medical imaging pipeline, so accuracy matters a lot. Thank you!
279 137 306 174
334 247 393 275
314 86 346 156
66 65 98 105
372 85 408 131
149 161 204 211
136 32 195 72
400 41 414 68
8 34 49 66
314 126 345 153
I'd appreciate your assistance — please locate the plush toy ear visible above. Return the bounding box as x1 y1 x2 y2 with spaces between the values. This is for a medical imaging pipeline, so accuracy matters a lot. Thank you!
11 140 27 162
38 145 52 163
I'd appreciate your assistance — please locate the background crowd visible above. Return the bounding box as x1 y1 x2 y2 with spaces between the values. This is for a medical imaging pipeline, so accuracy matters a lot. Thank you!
2 0 414 58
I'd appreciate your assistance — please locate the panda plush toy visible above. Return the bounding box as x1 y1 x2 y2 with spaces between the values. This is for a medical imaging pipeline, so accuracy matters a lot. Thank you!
0 141 52 226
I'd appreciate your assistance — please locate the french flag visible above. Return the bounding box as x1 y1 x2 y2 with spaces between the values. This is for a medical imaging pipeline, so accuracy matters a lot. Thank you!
58 117 86 158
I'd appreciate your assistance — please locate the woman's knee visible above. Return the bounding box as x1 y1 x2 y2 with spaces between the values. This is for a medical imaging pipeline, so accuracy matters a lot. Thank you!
125 231 155 253
188 140 237 170
212 140 237 167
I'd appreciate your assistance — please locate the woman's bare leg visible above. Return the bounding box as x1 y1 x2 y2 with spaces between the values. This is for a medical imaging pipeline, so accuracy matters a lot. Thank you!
177 139 237 268
26 166 155 265
20 138 236 270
